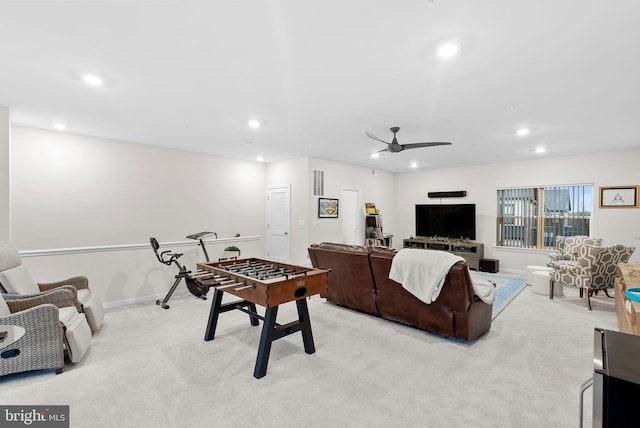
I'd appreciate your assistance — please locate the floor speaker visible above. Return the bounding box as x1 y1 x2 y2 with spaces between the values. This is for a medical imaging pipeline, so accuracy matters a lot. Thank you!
480 259 499 273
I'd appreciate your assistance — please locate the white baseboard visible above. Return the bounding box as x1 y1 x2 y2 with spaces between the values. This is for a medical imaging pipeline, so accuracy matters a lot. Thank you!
103 293 166 310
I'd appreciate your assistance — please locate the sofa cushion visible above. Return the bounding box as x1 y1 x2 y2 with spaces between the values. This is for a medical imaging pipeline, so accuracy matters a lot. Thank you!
371 249 458 338
58 309 91 363
0 241 40 294
78 289 105 330
0 265 40 295
0 293 10 317
389 248 464 303
0 241 22 271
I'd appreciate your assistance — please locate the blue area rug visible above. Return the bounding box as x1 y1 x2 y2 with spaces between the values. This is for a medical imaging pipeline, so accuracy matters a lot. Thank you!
470 271 527 319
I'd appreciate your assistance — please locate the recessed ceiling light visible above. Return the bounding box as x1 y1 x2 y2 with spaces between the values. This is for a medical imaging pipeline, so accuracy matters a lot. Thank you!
248 119 261 128
82 74 103 86
410 162 418 168
256 156 264 162
516 128 531 136
52 123 66 130
535 147 546 154
437 42 460 58
371 153 379 159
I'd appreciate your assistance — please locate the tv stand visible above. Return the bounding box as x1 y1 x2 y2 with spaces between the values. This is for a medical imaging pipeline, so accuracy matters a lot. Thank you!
403 237 484 271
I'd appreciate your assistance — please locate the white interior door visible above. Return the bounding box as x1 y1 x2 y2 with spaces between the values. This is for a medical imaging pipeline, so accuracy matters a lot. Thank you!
266 185 291 262
340 187 361 245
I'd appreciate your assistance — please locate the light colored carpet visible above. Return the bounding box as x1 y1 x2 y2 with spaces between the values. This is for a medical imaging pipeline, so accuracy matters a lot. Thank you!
0 280 617 428
470 271 528 319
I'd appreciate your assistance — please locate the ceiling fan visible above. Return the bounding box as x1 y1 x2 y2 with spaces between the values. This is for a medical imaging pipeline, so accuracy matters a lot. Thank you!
365 127 452 154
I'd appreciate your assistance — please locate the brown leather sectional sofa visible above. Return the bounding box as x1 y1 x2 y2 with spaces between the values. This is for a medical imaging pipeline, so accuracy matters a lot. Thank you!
308 242 492 340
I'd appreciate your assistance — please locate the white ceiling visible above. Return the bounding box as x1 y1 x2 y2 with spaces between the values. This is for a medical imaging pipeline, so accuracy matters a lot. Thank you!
1 1 639 173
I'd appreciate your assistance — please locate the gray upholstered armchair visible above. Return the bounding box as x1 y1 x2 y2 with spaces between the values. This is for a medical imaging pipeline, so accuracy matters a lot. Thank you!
547 236 603 267
550 244 635 310
0 241 104 333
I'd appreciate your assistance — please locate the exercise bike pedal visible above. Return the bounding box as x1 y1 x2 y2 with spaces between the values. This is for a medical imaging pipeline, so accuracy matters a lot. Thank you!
156 299 170 309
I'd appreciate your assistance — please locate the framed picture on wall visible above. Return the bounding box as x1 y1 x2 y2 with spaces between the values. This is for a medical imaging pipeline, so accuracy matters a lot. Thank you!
318 198 339 218
599 185 639 208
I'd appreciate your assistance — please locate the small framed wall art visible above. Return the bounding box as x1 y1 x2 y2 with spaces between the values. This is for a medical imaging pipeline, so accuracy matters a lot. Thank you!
318 198 339 218
599 185 639 208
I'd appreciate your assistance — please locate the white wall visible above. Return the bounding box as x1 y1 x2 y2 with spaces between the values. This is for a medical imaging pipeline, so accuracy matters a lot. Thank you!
11 127 266 248
266 157 309 266
10 126 267 305
265 157 396 265
0 107 9 241
8 124 639 305
307 159 395 247
392 149 640 272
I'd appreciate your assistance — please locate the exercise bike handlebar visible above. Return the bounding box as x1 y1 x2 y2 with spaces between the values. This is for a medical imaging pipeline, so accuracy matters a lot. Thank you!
150 237 183 266
186 231 216 262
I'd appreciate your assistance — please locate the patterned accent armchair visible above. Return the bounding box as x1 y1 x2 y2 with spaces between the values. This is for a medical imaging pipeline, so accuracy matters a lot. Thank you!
0 241 104 333
550 244 635 310
547 236 603 267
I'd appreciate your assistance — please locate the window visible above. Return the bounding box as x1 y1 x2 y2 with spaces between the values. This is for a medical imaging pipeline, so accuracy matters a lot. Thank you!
496 184 592 249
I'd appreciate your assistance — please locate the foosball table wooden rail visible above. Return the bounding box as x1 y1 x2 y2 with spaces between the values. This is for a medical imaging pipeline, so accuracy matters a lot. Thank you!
198 258 329 379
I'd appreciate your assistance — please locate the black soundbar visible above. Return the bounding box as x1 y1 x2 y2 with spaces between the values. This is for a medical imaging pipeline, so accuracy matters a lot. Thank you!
427 191 467 198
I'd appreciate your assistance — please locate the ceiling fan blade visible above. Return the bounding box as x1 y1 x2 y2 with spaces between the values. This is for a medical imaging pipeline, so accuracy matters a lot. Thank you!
365 131 391 145
370 147 390 154
400 142 452 150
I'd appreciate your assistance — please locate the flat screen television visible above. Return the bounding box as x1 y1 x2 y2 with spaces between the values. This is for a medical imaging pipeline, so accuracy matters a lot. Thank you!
415 204 476 240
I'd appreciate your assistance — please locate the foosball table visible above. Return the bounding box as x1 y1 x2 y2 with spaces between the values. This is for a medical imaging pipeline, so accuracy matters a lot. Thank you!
197 258 329 379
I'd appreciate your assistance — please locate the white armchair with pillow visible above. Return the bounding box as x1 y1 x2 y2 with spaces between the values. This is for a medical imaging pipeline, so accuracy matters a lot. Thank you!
1 288 92 370
0 293 65 376
0 241 104 334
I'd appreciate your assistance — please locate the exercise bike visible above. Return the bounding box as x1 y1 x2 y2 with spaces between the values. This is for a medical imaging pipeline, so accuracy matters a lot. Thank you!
150 237 211 309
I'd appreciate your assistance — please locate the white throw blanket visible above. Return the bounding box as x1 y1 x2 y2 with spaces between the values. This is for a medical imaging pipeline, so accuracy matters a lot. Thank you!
389 249 464 304
471 278 496 305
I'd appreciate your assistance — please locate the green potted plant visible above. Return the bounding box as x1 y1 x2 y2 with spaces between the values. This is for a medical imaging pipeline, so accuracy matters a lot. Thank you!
223 245 241 259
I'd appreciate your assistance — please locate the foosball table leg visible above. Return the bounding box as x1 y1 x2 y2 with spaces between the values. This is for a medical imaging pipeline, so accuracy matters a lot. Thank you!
248 302 260 326
205 290 261 341
253 299 317 379
296 298 316 355
204 288 224 341
254 306 278 379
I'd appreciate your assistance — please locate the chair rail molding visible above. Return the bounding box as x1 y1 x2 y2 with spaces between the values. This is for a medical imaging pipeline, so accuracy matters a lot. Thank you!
19 236 261 257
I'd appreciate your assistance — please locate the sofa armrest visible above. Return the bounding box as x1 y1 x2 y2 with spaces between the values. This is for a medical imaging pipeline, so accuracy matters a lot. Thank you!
435 261 475 313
